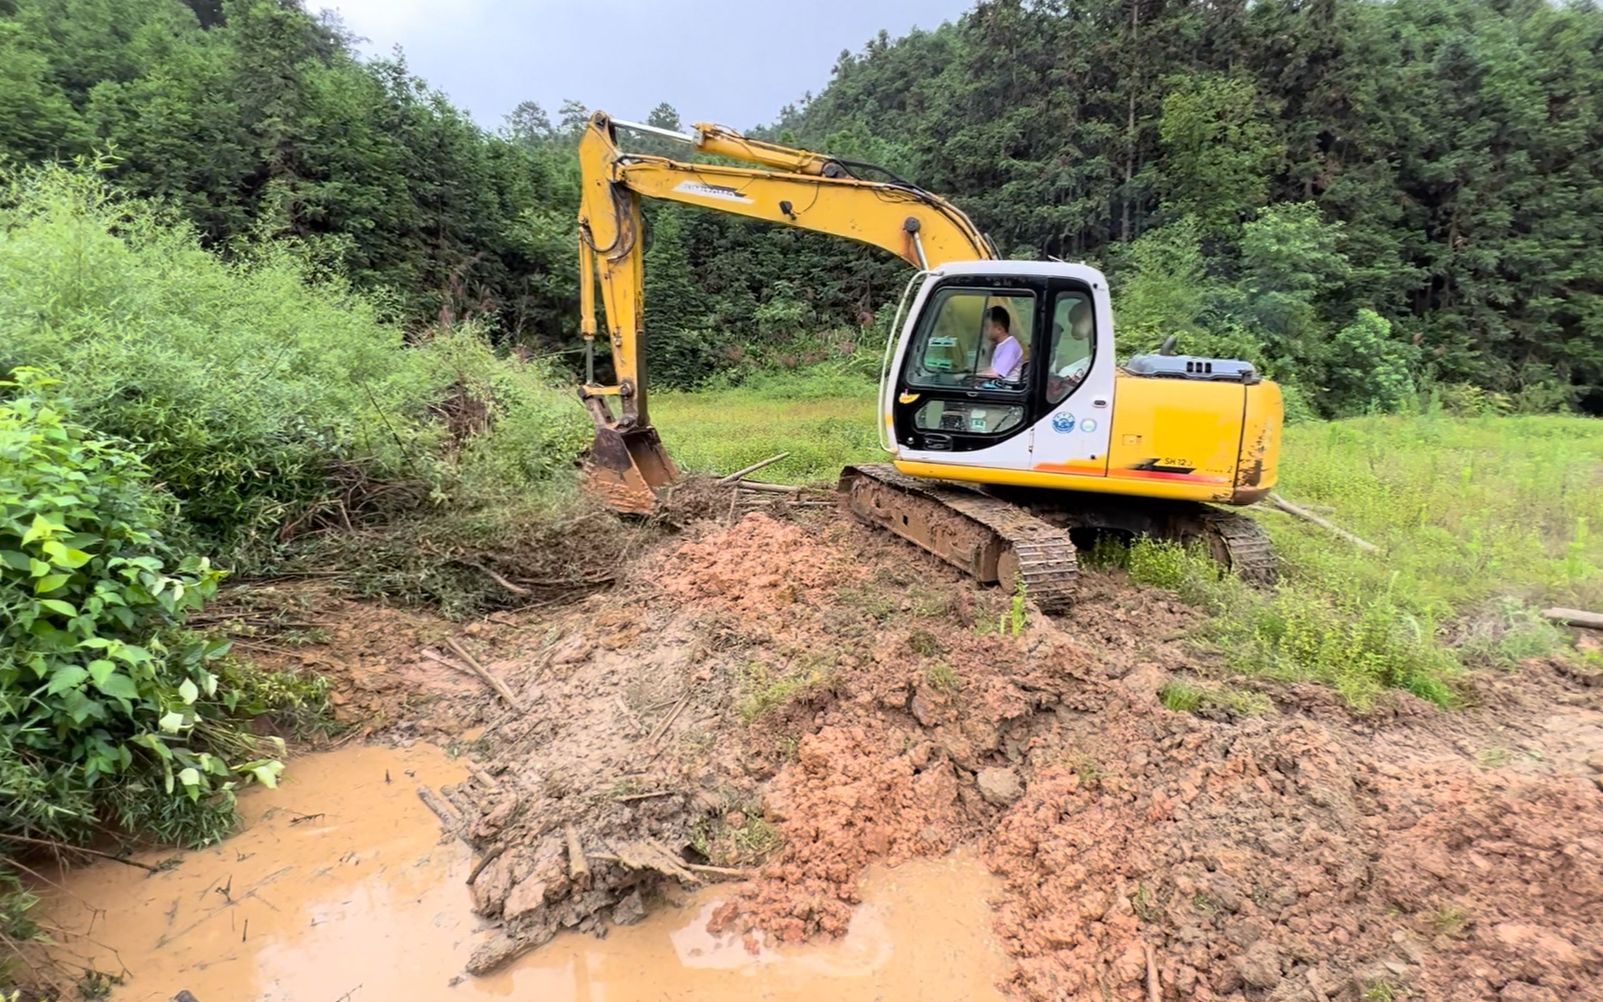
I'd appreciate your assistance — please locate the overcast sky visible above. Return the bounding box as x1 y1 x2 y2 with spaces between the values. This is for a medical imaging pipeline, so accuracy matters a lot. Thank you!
319 0 974 133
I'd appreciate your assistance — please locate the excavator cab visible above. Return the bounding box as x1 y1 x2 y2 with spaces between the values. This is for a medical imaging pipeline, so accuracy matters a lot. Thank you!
880 262 1116 481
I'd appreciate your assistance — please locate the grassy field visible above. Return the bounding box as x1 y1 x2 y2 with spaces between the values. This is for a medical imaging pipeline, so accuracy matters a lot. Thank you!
654 372 1603 706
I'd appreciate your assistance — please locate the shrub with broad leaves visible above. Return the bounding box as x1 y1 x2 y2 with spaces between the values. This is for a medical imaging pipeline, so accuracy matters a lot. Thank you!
1 369 282 848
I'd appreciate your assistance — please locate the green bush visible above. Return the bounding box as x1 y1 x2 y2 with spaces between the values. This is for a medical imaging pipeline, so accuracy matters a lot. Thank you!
1 371 284 845
0 165 592 567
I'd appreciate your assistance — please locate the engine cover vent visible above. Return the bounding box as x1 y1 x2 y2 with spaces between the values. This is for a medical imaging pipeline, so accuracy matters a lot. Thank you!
1124 354 1259 384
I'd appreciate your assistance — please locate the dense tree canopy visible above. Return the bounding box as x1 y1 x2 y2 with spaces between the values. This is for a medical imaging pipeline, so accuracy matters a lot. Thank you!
2 0 1600 414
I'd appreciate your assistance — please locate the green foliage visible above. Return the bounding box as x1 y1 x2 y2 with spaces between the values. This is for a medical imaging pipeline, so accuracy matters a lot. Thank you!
1 370 263 810
0 165 591 564
1158 680 1273 717
0 371 340 981
736 658 836 724
768 0 1603 411
1325 309 1419 417
5 0 1602 404
1157 75 1280 233
926 662 961 694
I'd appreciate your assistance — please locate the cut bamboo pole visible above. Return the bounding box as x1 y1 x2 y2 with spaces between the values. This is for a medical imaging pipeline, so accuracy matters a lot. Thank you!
718 453 789 484
1542 607 1603 630
444 638 526 711
1267 493 1380 554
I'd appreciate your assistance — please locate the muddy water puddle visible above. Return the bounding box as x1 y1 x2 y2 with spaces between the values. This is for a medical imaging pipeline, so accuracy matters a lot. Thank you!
33 743 1008 1001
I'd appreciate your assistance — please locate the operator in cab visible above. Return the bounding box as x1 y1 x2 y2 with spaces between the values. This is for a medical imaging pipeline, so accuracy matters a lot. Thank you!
978 306 1024 383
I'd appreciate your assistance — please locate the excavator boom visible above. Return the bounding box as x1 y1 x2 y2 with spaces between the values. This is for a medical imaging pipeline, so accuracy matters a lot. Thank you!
576 111 993 510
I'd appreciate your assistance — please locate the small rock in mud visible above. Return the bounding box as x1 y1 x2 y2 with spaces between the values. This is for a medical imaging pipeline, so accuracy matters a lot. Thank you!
611 889 646 926
549 635 594 666
977 767 1023 806
910 691 938 728
1490 922 1583 979
1234 939 1284 989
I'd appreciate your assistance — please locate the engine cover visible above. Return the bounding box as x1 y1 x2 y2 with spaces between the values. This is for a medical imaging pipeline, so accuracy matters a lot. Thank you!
1124 354 1259 383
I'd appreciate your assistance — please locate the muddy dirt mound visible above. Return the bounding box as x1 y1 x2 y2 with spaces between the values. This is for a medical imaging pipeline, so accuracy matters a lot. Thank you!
248 504 1603 1000
658 511 852 616
1373 768 1603 1000
988 712 1379 1001
982 669 1603 1002
713 724 966 943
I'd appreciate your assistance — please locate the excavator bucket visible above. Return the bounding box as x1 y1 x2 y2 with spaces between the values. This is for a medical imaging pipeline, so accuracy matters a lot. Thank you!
584 422 678 515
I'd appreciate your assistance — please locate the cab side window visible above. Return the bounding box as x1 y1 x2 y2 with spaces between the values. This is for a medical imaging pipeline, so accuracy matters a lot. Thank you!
906 288 1035 390
1045 292 1094 407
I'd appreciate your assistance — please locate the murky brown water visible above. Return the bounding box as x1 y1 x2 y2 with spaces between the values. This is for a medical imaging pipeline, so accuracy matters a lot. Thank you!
32 743 1008 1001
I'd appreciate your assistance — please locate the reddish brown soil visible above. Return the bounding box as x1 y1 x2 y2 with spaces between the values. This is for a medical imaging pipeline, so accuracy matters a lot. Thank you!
241 508 1603 1001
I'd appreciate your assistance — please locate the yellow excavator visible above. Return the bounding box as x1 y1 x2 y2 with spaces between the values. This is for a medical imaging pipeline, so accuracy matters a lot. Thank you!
576 111 1282 610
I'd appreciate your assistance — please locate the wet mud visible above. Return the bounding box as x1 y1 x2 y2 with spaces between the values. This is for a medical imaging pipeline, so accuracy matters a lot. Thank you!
32 741 1007 1001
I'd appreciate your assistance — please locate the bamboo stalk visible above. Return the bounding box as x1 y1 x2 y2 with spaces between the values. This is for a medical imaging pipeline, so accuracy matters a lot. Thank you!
1267 493 1380 553
564 824 590 889
736 480 803 494
718 453 790 484
1145 943 1160 1002
443 639 526 711
416 786 459 833
1542 607 1603 630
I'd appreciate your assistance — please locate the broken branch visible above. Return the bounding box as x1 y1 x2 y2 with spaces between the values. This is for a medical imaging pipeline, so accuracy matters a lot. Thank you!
588 851 751 881
614 789 679 803
466 845 505 886
718 452 790 484
1267 493 1380 553
0 833 160 874
437 639 526 711
645 692 691 748
462 560 532 596
1542 607 1603 630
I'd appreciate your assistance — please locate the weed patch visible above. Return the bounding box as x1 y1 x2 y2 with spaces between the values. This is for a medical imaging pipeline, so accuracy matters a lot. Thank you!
926 663 962 694
735 659 837 724
691 803 783 867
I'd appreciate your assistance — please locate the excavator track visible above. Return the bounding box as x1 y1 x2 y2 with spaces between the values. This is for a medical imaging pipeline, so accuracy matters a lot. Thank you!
1173 506 1278 585
838 464 1078 613
1003 491 1279 586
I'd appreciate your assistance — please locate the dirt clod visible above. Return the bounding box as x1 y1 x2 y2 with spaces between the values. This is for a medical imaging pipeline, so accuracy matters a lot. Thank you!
976 767 1023 806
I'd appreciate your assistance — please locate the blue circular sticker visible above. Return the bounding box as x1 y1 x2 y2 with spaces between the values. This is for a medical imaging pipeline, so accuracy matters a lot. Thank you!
1080 418 1098 433
1051 412 1076 433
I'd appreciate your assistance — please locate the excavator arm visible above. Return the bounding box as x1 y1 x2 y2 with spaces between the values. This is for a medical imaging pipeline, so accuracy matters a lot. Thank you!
575 110 995 511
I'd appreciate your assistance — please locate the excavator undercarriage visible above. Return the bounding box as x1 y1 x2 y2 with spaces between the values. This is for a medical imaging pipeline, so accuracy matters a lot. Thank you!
839 464 1276 611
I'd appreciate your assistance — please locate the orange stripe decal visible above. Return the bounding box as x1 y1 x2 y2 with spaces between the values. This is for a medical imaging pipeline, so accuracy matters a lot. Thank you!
1111 468 1229 485
1032 461 1107 475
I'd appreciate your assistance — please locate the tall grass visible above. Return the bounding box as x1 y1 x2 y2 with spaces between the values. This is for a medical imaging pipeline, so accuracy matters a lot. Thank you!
653 370 879 484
